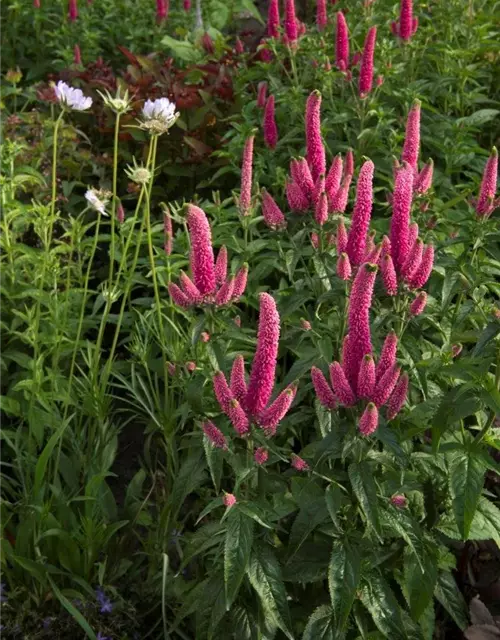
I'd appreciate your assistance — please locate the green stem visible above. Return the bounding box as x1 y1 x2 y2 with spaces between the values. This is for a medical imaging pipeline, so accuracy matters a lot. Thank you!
108 113 121 292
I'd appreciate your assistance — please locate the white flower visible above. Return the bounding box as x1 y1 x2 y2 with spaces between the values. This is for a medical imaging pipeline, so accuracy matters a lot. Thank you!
55 81 92 111
85 188 110 215
140 97 179 135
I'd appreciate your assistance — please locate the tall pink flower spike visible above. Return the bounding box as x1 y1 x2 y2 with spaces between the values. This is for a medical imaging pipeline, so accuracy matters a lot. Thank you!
169 205 247 308
392 0 418 41
359 26 377 98
68 0 78 21
335 11 349 70
475 147 499 218
262 189 286 229
415 159 434 194
257 81 268 108
284 0 299 42
325 154 343 206
156 0 168 22
316 0 327 31
346 160 375 266
239 135 254 216
305 90 326 182
401 99 421 174
263 95 278 149
291 157 315 202
267 0 280 38
389 162 414 273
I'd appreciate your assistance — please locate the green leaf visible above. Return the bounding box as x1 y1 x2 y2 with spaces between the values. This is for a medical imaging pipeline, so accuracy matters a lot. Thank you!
432 385 480 451
288 498 329 557
48 576 97 640
203 435 224 492
328 541 361 633
457 109 499 127
383 508 424 571
302 604 335 640
468 496 500 546
325 484 343 529
348 462 381 537
34 420 69 498
434 571 468 631
449 449 486 539
472 321 500 356
224 509 254 609
247 545 294 639
404 547 438 621
0 395 21 416
161 36 202 62
236 0 265 24
360 573 405 639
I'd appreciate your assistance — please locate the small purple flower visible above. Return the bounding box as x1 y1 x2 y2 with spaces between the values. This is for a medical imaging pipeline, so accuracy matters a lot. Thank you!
0 583 7 602
43 618 52 629
97 633 111 640
96 587 113 614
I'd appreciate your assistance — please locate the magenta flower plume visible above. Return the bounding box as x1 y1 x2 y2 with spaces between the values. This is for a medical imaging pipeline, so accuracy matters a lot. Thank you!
263 95 278 150
257 81 268 108
386 372 408 420
408 222 419 249
245 293 280 416
366 242 382 264
228 399 250 435
168 283 191 308
401 237 424 282
305 91 326 182
286 181 310 212
336 217 348 254
232 263 249 299
330 362 356 406
68 0 78 21
213 371 233 413
254 447 269 465
179 271 202 303
325 154 343 204
230 355 247 403
34 0 41 7
187 205 216 295
335 11 349 70
316 0 327 31
267 0 280 37
74 44 82 65
372 365 401 407
476 147 498 218
215 277 235 306
117 202 125 225
415 159 433 194
358 354 376 399
409 291 427 316
262 189 286 229
312 174 325 208
376 331 398 382
401 99 421 173
183 0 191 9
315 192 329 226
345 149 354 180
214 246 228 286
390 162 414 273
381 254 398 296
202 421 228 450
239 135 254 216
359 27 377 98
259 383 297 434
330 176 350 213
359 403 379 436
291 157 315 200
164 212 173 255
346 160 375 266
408 245 433 289
311 366 336 409
223 493 237 507
391 494 407 508
337 252 352 280
291 454 309 471
398 0 414 41
344 263 378 391
284 0 299 42
156 0 168 22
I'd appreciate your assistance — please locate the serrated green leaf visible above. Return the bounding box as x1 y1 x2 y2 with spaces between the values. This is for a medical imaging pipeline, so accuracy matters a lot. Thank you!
325 484 343 529
203 435 224 492
224 509 254 609
288 498 329 557
404 546 438 621
328 541 361 633
468 496 500 546
348 462 381 537
360 573 406 639
449 450 486 539
302 604 335 640
434 571 468 631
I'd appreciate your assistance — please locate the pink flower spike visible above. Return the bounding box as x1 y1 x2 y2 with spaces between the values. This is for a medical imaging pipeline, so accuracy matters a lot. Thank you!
245 293 280 416
301 318 312 330
187 205 216 295
284 0 299 42
311 366 336 409
291 454 309 471
381 254 398 296
156 0 168 22
390 162 414 273
215 277 235 306
386 372 409 420
344 149 355 179
346 160 375 266
401 237 424 282
286 181 310 212
376 331 398 382
223 493 237 507
239 136 254 216
68 0 78 21
254 447 269 465
409 291 427 316
163 212 172 255
325 154 343 204
315 192 329 226
391 494 407 508
117 202 125 225
213 371 234 413
180 271 202 303
358 354 376 399
311 232 319 250
183 0 191 9
291 157 315 200
169 283 192 308
34 0 41 7
229 398 250 435
316 0 327 31
230 355 247 403
408 222 419 249
186 361 196 372
412 17 418 35
359 403 379 436
305 91 326 182
312 173 326 208
401 99 421 173
476 147 498 218
336 217 348 254
372 365 401 407
391 20 399 36
259 383 297 434
366 242 382 265
335 12 350 70
264 95 278 150
214 246 228 286
267 0 280 38
201 332 210 343
262 189 286 229
329 361 357 406
359 26 377 98
415 159 434 194
257 81 268 108
408 245 434 289
398 0 414 41
74 44 82 65
232 263 249 299
202 421 228 450
330 175 351 213
337 252 352 280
